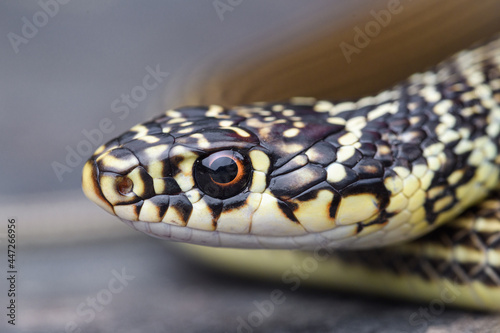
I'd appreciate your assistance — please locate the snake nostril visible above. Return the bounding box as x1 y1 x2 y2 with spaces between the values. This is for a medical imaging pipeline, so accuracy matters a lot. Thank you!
117 177 133 195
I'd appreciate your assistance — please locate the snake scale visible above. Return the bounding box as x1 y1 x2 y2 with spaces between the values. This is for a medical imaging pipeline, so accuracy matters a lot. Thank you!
83 34 500 310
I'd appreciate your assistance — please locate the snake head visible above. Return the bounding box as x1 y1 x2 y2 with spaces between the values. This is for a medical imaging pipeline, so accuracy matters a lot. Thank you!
82 102 397 249
84 95 492 250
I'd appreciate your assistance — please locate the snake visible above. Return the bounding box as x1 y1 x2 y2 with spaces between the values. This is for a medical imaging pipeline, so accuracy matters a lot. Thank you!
82 33 500 311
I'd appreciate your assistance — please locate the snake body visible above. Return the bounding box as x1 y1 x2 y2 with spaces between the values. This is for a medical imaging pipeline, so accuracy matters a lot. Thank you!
82 34 500 309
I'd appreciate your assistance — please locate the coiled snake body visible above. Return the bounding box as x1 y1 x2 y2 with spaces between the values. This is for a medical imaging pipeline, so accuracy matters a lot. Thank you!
83 34 500 310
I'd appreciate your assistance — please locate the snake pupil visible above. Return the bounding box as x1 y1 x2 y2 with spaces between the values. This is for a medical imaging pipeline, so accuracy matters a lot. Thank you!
194 150 251 199
207 157 238 184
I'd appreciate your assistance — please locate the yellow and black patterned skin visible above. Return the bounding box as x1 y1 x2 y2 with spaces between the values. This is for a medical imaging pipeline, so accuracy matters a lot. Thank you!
83 34 500 309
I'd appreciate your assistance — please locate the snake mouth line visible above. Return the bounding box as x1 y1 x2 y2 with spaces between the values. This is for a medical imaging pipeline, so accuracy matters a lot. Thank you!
121 218 351 250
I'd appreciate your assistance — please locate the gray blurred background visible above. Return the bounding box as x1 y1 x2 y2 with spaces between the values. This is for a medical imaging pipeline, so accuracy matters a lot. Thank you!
1 0 500 332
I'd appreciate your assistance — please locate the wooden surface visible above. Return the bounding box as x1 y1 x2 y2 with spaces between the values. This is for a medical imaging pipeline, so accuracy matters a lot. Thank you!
15 236 500 333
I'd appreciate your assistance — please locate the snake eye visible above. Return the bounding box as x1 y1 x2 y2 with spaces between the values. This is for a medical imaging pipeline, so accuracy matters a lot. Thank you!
194 150 251 198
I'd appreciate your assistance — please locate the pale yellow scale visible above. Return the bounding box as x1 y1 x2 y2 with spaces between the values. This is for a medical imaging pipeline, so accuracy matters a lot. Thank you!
251 193 307 236
170 146 198 192
292 190 337 232
217 193 263 234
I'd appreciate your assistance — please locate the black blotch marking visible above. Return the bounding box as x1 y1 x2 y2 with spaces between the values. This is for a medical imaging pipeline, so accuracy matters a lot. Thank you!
362 217 389 228
357 142 377 158
353 158 384 179
276 199 299 223
222 192 250 212
305 141 337 166
392 157 412 171
396 143 422 162
359 130 382 143
364 118 390 132
388 115 410 133
271 154 308 177
420 125 441 143
203 196 223 226
169 154 184 177
148 195 170 219
412 156 428 167
440 150 458 178
269 164 326 200
158 177 182 195
132 166 155 200
169 195 193 224
432 195 457 218
424 192 456 225
133 200 144 217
